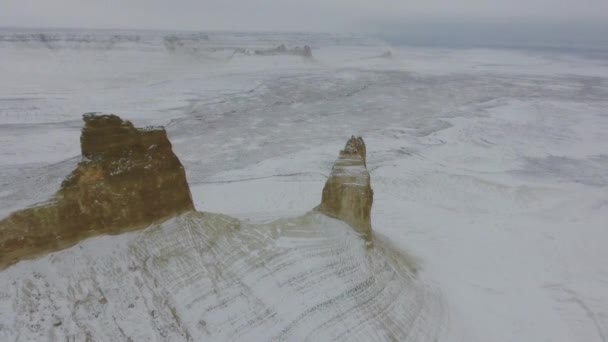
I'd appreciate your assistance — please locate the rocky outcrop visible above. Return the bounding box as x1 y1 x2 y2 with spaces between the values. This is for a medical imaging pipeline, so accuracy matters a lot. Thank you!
380 50 392 58
0 118 375 269
252 44 313 58
317 136 373 241
163 33 210 53
0 113 194 268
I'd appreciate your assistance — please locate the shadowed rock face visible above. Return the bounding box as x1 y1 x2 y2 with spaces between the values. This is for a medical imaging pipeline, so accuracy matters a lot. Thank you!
0 113 194 268
318 136 374 241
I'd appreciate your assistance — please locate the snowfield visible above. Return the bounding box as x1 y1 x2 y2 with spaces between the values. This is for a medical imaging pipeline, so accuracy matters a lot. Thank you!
1 29 608 341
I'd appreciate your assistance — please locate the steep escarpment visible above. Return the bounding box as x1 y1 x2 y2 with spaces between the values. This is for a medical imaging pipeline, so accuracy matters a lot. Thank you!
0 113 194 268
318 136 374 241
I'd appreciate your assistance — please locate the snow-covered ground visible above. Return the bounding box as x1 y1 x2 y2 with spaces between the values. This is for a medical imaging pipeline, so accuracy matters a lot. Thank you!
1 29 608 341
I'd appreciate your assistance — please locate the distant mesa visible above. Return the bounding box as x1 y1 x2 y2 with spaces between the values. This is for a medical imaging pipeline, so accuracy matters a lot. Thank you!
360 50 393 61
163 33 210 53
380 50 393 58
0 113 194 268
249 44 313 58
317 136 374 242
0 32 141 50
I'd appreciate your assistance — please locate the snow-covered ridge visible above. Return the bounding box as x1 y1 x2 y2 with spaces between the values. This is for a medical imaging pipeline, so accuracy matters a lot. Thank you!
0 211 445 341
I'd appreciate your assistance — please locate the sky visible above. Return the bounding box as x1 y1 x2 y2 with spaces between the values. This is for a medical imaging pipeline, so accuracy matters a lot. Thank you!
2 0 608 32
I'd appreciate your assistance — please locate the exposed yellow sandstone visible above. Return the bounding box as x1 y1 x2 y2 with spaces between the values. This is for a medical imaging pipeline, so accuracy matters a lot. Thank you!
0 113 194 268
317 136 373 241
0 119 376 269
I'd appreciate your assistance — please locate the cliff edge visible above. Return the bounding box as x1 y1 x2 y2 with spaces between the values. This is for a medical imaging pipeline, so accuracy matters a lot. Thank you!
318 136 374 241
0 113 194 268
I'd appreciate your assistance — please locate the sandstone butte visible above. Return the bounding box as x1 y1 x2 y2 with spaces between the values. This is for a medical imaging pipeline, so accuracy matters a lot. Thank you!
0 114 194 269
0 113 374 268
317 136 373 242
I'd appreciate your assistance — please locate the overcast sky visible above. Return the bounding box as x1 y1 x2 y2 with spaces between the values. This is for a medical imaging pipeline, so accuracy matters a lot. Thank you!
2 0 608 32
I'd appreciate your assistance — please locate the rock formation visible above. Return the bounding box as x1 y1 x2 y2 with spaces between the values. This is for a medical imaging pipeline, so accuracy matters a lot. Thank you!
380 50 393 58
0 113 194 268
163 33 210 53
253 44 313 58
301 45 313 58
0 116 375 269
317 136 374 241
0 116 444 341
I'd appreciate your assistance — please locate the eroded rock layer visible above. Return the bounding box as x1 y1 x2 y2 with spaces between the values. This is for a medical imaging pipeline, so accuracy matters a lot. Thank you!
0 212 445 341
0 113 194 268
318 136 373 241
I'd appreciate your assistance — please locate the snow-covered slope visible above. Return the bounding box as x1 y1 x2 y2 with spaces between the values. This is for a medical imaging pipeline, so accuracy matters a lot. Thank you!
0 211 446 341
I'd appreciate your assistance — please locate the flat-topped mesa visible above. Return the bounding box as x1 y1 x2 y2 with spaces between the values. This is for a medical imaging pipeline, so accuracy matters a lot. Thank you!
0 113 194 268
318 136 373 242
253 44 313 58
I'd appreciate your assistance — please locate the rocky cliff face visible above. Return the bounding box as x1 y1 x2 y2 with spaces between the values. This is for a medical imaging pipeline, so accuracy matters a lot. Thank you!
0 113 194 268
0 119 375 270
318 136 374 241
